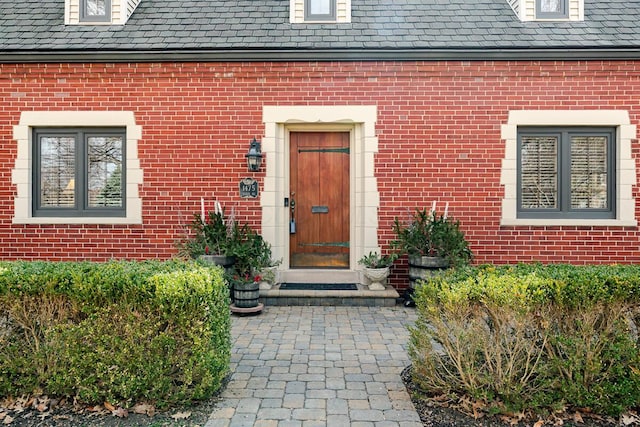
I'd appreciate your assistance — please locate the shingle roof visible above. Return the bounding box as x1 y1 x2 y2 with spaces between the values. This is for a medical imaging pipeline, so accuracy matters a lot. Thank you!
1 0 640 60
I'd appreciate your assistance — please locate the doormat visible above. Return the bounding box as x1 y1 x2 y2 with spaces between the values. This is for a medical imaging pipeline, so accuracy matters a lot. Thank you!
279 283 358 291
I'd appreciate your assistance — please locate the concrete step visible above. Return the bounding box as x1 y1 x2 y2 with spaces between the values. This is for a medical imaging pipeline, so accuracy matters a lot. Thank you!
259 269 400 306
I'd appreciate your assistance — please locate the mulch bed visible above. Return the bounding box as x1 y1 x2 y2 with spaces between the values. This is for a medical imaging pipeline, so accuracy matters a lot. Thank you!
401 365 631 427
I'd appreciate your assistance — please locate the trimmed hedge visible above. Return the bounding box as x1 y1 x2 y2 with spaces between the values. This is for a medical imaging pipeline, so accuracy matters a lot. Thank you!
410 264 640 417
0 260 231 408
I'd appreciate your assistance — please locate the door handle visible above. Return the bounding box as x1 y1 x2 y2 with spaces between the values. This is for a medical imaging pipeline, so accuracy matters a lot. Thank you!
289 193 296 234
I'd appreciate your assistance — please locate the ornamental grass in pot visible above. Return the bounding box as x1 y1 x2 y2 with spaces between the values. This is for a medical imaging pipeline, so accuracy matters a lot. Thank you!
392 207 472 304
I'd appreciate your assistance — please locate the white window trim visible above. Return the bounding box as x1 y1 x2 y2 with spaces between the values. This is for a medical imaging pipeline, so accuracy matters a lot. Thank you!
12 111 143 224
512 0 584 22
500 110 637 227
289 0 351 23
65 0 141 25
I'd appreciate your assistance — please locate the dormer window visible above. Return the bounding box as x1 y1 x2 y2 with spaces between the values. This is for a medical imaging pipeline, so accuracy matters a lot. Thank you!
66 0 140 25
80 0 111 22
290 0 350 24
507 0 581 22
304 0 336 21
536 0 568 19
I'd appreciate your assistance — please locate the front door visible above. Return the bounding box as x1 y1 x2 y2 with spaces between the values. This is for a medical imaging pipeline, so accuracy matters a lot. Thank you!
289 131 350 268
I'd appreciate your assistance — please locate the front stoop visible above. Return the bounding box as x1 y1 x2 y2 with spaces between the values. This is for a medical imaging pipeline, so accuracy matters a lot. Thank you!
260 284 399 306
259 270 399 306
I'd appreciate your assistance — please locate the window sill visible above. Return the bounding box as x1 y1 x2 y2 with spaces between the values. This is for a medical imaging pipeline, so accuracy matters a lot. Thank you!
13 216 142 225
501 218 637 227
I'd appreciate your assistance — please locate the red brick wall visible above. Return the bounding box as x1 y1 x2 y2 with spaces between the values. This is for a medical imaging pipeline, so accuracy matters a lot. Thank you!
0 61 638 276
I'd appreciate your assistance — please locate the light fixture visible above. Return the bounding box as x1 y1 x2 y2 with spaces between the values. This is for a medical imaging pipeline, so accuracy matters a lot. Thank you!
245 138 263 172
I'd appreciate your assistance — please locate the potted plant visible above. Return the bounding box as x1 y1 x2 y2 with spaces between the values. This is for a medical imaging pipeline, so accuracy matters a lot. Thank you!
358 251 398 290
392 208 472 304
229 272 263 309
245 235 280 289
176 208 258 272
176 207 274 306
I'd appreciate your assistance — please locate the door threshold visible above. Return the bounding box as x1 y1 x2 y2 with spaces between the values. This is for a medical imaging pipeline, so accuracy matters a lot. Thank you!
279 269 359 284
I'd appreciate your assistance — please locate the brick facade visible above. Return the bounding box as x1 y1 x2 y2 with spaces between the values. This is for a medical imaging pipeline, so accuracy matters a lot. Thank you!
1 60 638 285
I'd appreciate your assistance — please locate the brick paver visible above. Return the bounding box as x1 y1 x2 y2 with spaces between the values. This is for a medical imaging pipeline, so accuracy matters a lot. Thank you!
205 306 422 427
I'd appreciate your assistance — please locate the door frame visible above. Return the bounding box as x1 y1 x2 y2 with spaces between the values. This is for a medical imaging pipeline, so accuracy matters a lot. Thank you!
261 105 380 271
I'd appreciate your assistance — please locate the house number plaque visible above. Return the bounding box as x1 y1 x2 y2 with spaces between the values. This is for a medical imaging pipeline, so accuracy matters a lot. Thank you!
239 178 259 198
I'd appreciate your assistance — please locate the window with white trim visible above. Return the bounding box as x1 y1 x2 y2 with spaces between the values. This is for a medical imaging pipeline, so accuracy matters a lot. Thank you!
33 128 125 217
12 111 143 225
536 0 568 19
518 127 615 219
500 110 637 227
290 0 350 23
80 0 111 22
304 0 336 21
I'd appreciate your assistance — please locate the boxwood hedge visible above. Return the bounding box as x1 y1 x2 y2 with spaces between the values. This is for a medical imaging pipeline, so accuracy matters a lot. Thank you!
410 264 640 417
0 260 231 408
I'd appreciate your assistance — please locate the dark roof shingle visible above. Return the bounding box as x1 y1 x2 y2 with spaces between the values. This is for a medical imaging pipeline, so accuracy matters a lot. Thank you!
1 0 639 58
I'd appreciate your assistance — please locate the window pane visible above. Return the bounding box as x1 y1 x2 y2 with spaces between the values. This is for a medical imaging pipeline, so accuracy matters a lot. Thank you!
309 0 331 15
40 136 76 208
88 136 123 208
521 136 558 209
540 0 562 13
570 136 608 209
86 0 106 16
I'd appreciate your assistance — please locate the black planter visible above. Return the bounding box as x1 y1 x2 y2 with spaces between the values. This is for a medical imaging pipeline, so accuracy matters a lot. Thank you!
405 255 449 306
199 254 236 274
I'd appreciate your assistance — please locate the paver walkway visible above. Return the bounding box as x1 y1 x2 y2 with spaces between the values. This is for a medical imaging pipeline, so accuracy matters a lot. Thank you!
205 305 422 427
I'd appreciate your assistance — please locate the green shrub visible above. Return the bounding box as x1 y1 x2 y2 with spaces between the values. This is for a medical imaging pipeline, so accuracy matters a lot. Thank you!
410 264 640 417
0 260 231 408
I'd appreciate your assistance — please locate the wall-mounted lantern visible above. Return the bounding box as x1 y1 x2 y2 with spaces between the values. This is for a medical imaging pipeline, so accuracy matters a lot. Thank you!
245 138 263 172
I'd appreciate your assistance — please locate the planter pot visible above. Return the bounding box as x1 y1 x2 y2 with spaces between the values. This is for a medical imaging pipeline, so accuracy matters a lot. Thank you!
199 254 236 275
199 255 237 303
259 265 278 290
405 255 449 306
362 267 390 291
200 255 236 280
233 281 260 308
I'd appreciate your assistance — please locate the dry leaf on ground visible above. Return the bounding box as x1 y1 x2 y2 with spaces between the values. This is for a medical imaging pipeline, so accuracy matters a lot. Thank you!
112 407 128 418
132 403 155 417
621 413 640 426
171 411 191 420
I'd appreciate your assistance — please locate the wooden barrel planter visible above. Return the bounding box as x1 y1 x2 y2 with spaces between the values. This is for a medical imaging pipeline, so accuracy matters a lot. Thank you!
405 255 449 306
233 281 260 308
